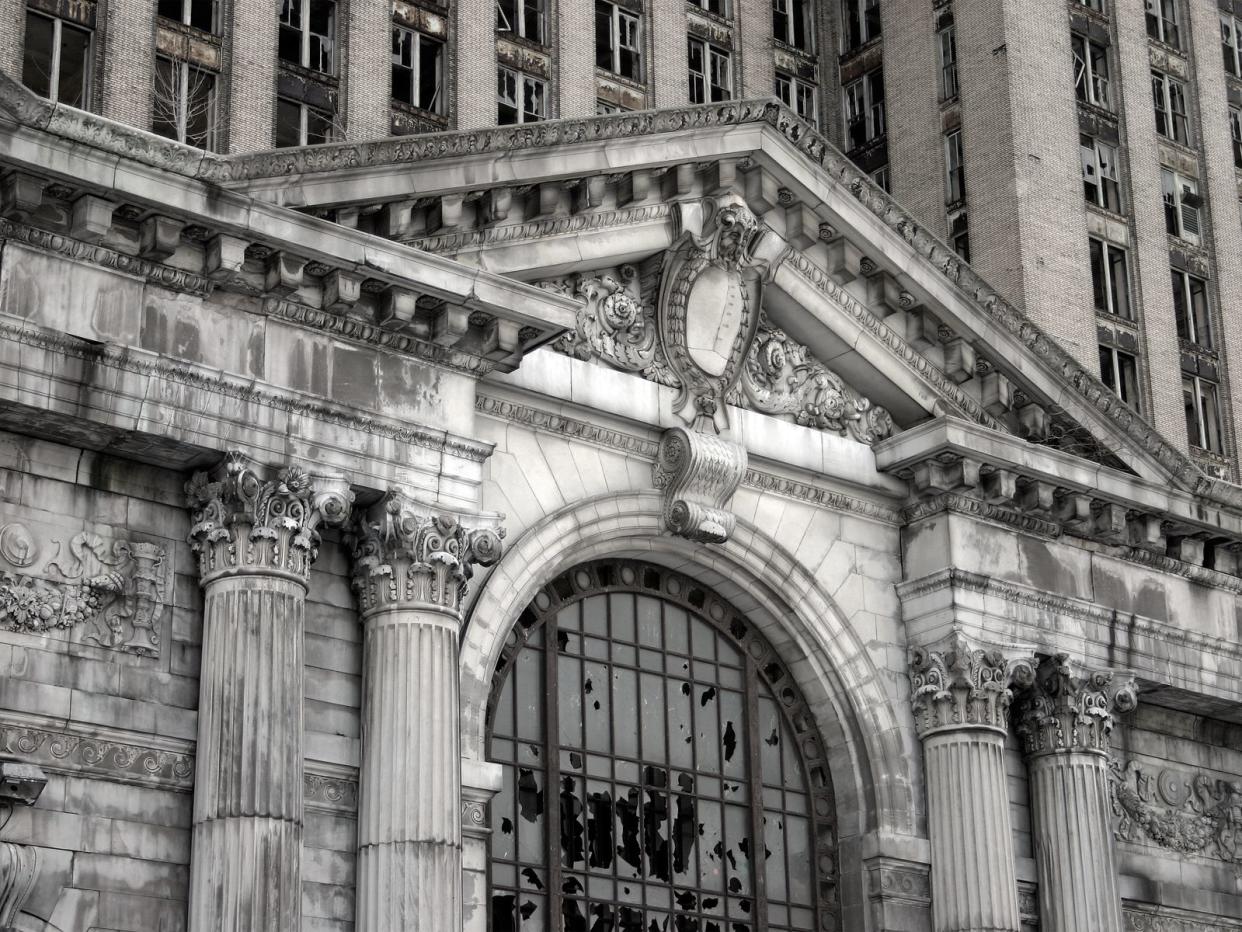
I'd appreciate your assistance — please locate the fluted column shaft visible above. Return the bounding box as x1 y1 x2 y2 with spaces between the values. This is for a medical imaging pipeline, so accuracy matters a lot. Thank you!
1015 654 1137 932
909 634 1028 932
351 493 504 932
185 455 351 932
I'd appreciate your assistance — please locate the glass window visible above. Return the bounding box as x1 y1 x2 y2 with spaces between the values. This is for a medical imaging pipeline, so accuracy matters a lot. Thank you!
497 66 546 123
1224 15 1242 77
497 0 546 44
871 164 890 192
152 56 217 149
1231 107 1242 168
487 562 834 932
1072 34 1110 109
1151 71 1190 145
948 208 969 262
392 25 444 113
1098 346 1140 411
1184 376 1223 452
689 0 728 16
275 96 334 146
1172 269 1212 348
21 10 91 108
1080 135 1121 212
944 129 965 204
937 24 958 100
1161 168 1202 243
843 67 884 150
688 38 731 103
1079 0 1104 10
595 2 642 80
842 0 880 50
772 0 812 50
1146 0 1179 47
158 0 216 32
279 0 335 73
775 72 816 126
1089 239 1131 319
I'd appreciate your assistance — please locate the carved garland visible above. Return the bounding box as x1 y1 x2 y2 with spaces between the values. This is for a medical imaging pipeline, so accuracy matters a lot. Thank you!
1111 758 1242 864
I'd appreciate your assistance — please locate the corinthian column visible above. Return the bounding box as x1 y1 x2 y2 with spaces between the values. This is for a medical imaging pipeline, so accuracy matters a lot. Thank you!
185 454 352 932
351 492 504 932
1014 654 1137 932
909 632 1031 932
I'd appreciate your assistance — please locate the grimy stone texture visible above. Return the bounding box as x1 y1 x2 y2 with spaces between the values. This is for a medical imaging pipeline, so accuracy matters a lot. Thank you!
0 75 1239 932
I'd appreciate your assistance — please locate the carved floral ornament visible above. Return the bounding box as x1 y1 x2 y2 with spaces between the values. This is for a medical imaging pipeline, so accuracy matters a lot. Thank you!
1111 757 1242 865
185 452 354 586
550 196 895 445
907 631 1036 737
349 491 505 617
1013 653 1138 757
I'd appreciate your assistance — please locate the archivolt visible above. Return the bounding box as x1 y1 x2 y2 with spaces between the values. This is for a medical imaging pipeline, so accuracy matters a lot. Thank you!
459 490 917 842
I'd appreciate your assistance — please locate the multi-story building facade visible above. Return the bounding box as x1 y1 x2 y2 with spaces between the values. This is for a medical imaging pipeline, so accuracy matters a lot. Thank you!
1 2 1242 932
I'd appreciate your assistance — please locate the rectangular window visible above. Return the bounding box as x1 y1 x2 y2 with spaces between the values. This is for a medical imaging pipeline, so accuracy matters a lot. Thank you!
496 66 546 123
158 0 216 31
871 164 890 193
842 0 880 51
279 0 335 73
595 2 642 80
392 26 444 113
775 72 816 126
1162 168 1202 243
690 0 728 16
944 129 965 204
1072 34 1110 109
1079 0 1104 10
843 68 884 150
1184 376 1223 452
497 0 546 43
772 0 812 50
937 24 958 100
1172 269 1212 347
1080 135 1121 212
21 10 91 108
596 99 628 114
1151 71 1190 145
275 96 333 146
1146 0 1179 47
1089 239 1131 319
1224 15 1242 77
948 208 969 262
688 37 731 103
152 56 217 149
1098 346 1140 411
1231 107 1242 168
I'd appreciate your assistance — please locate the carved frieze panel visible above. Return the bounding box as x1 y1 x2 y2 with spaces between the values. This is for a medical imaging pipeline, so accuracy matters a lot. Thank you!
0 724 193 789
1125 907 1242 931
0 516 170 658
1111 758 1242 865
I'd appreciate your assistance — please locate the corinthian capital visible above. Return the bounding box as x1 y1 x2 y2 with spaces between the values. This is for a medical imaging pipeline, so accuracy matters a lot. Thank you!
1014 654 1138 758
185 452 354 586
908 631 1035 737
350 492 505 618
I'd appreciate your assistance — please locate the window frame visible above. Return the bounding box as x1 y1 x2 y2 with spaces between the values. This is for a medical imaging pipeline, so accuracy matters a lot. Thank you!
1184 375 1224 453
1146 0 1180 48
1151 70 1190 145
496 0 547 44
496 65 547 124
948 208 969 263
841 0 880 51
157 0 217 32
1231 106 1242 168
1072 34 1111 109
21 9 92 108
595 1 643 81
275 95 335 146
937 23 958 101
842 67 885 151
772 0 813 51
1161 167 1202 244
1089 238 1131 320
152 55 217 149
688 37 732 104
1098 345 1141 412
1080 134 1121 212
279 0 336 74
391 23 445 114
1172 268 1213 348
775 71 817 126
688 0 729 17
944 128 965 205
1224 14 1242 77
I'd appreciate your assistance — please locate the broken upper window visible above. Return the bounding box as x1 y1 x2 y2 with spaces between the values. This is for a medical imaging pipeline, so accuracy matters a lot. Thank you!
392 25 444 114
497 0 546 45
595 1 642 81
487 562 829 932
688 37 731 104
157 0 216 32
497 66 546 124
21 9 92 108
279 0 335 74
775 72 816 127
275 96 334 146
152 55 217 150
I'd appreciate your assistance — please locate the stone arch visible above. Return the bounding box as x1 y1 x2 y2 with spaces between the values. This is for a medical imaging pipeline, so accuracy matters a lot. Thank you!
460 490 918 849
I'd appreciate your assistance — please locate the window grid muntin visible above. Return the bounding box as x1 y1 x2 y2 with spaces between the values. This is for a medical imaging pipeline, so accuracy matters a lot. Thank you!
487 561 838 932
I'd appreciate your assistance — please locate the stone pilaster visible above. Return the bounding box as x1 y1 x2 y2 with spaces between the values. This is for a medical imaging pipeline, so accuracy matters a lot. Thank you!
0 841 37 930
351 492 504 932
185 453 352 932
908 631 1031 932
1014 654 1138 932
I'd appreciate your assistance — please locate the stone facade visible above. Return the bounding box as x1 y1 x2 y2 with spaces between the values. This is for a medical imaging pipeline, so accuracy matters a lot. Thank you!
0 59 1238 932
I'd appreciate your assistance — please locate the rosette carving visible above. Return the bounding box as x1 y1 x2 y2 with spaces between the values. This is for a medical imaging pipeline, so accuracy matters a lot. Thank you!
1014 653 1138 757
652 426 747 544
908 631 1034 736
555 267 660 373
350 492 506 617
185 452 354 586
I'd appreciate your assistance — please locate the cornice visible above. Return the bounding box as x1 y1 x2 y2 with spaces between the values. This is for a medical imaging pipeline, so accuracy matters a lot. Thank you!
474 392 901 523
406 204 672 255
0 319 494 463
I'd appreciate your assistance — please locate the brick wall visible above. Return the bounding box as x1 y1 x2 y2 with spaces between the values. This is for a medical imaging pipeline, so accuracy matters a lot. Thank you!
345 0 392 140
555 0 596 118
99 0 155 128
453 0 495 128
223 0 278 150
737 0 773 99
880 1 941 234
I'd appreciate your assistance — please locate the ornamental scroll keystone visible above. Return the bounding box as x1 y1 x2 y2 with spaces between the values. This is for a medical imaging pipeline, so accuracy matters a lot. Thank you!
907 631 1036 737
652 426 748 545
659 196 771 432
350 491 505 618
185 452 354 587
1014 653 1138 757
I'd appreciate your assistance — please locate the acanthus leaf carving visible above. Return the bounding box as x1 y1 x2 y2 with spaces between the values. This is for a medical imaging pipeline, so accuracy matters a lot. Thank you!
652 426 747 544
0 521 168 657
186 451 354 586
907 630 1033 736
1110 758 1242 864
1013 653 1138 757
350 491 505 618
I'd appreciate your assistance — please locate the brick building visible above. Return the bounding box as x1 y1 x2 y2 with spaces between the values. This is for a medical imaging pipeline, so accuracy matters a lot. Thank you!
0 2 1241 932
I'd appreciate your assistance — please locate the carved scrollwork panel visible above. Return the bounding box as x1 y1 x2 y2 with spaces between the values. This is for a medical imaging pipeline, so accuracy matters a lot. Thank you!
1111 757 1242 864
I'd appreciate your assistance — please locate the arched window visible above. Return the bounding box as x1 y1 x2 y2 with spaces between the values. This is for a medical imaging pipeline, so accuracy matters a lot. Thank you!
486 560 839 932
